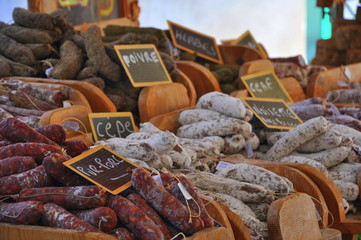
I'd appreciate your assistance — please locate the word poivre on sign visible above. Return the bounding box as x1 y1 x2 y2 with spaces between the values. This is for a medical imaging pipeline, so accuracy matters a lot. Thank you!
241 71 293 104
64 145 141 195
89 112 136 142
114 44 172 87
168 20 223 64
242 97 303 129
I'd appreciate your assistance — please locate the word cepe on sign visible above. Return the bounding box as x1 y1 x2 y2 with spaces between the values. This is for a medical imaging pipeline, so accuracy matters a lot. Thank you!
122 50 159 67
95 119 133 139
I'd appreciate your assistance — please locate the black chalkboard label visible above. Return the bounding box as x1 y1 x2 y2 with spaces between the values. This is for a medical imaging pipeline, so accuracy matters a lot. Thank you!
89 112 136 142
114 44 172 87
64 145 140 195
241 71 293 104
167 20 223 64
242 97 303 129
231 30 267 58
58 0 120 25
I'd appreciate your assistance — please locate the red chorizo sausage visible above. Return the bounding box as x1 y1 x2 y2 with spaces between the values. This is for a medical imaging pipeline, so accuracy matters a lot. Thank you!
62 139 88 157
15 185 107 210
0 156 37 177
127 193 172 239
0 165 54 195
0 140 11 147
42 203 102 232
42 153 89 186
111 227 134 240
108 195 165 240
36 124 66 145
0 142 63 162
0 117 57 145
72 207 117 232
0 201 44 224
131 168 205 236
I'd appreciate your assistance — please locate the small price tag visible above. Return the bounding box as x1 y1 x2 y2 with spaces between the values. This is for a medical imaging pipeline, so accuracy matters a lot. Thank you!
178 182 193 200
215 161 233 171
62 121 80 131
344 67 352 81
245 141 254 158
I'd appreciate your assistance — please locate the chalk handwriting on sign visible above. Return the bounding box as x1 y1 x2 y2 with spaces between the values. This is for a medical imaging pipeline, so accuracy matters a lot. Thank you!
64 145 141 194
242 97 303 129
231 30 267 58
114 44 172 87
89 112 136 142
241 71 293 104
168 20 223 64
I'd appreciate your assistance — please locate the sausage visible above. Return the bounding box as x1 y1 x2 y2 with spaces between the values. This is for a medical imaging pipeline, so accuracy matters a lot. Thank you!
9 90 58 111
111 228 134 240
72 207 117 232
42 203 102 232
196 91 247 119
42 153 89 186
131 168 205 235
264 116 329 161
127 193 172 239
17 116 41 129
0 140 11 147
177 118 252 139
0 156 36 177
36 124 66 145
15 186 107 210
0 201 44 224
0 104 45 117
0 142 63 163
0 165 54 195
326 115 361 132
289 104 329 121
289 97 323 107
178 109 230 125
0 118 57 146
108 195 165 240
161 174 215 228
62 139 88 157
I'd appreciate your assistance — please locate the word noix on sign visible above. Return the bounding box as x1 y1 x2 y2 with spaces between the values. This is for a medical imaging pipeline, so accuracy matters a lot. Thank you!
168 20 223 64
114 44 172 87
64 145 141 195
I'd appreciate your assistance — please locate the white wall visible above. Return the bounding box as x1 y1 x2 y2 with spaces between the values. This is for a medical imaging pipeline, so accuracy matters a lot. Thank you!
139 0 306 58
0 0 27 23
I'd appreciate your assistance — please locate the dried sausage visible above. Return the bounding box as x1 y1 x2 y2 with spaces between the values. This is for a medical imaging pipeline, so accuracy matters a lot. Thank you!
36 124 66 145
62 139 88 157
0 201 44 224
72 207 117 232
0 156 36 177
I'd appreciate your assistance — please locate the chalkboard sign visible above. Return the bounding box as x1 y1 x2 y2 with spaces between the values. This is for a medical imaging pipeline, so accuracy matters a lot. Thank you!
242 97 303 129
64 145 140 194
167 21 223 64
231 31 267 58
114 44 172 87
89 112 136 142
241 71 293 104
58 0 120 25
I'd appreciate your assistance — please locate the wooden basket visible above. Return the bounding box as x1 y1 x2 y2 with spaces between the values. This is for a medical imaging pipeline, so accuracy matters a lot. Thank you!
176 61 221 101
171 69 197 106
218 45 263 65
306 62 361 98
3 77 116 113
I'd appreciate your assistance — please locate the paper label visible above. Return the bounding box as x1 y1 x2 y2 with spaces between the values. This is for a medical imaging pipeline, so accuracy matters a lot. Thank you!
216 161 233 171
178 182 192 200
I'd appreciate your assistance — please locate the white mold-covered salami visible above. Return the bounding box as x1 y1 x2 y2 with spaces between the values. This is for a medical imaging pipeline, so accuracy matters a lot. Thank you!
292 146 352 168
329 163 361 174
167 144 192 168
186 172 275 203
296 130 343 153
196 189 256 218
177 118 252 139
139 122 162 134
178 109 228 125
160 155 173 169
178 136 225 157
126 158 150 169
278 156 328 176
223 134 246 154
216 163 291 193
264 117 329 161
266 132 287 146
330 124 361 145
126 131 153 140
342 198 350 214
333 180 359 201
196 91 247 119
246 133 260 150
328 171 357 183
94 138 160 163
246 203 269 222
